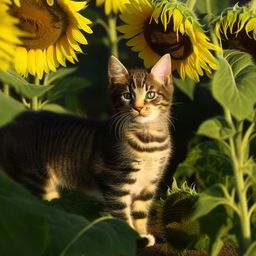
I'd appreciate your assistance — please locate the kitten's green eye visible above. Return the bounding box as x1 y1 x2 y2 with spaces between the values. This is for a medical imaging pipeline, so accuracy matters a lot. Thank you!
123 92 132 100
146 91 156 99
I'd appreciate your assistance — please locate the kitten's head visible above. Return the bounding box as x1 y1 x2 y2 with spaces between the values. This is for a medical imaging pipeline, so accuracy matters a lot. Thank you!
108 54 173 124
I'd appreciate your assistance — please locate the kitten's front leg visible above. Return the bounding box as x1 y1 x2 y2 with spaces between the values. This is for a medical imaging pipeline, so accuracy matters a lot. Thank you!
99 179 135 229
132 189 156 247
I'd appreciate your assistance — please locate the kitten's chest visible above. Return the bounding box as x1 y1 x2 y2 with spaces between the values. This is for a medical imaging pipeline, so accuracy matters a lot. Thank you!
129 150 170 195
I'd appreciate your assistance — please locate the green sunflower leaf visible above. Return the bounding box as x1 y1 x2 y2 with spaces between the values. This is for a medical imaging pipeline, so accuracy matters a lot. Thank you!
45 67 77 85
173 76 196 100
212 51 256 121
0 171 138 256
175 141 232 189
197 116 236 140
245 241 256 256
193 185 235 220
0 92 25 127
0 70 53 98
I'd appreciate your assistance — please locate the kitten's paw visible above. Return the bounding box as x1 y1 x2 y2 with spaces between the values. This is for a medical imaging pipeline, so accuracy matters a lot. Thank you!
137 234 155 248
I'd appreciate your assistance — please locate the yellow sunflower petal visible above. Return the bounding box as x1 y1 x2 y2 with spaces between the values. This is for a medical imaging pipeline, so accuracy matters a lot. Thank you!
9 0 92 78
14 47 28 77
27 50 36 76
35 49 44 79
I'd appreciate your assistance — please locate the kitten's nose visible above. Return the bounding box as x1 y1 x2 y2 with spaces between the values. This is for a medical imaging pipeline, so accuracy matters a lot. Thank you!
133 105 143 112
133 100 144 112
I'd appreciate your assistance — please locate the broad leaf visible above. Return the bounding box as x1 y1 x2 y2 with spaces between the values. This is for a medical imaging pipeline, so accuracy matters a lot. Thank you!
60 218 139 256
197 116 235 140
212 51 256 121
0 196 49 256
175 141 232 189
0 92 25 127
0 171 138 256
173 76 196 100
45 67 77 85
0 70 53 98
245 242 256 256
193 185 235 220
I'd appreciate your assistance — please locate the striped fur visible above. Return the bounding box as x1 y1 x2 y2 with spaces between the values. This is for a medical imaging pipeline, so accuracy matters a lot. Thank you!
0 54 174 247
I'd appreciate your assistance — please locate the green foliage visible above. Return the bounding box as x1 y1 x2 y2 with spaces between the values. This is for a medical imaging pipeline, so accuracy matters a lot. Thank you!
177 50 256 255
212 51 256 121
0 70 53 98
0 171 139 256
0 92 25 127
173 76 196 100
175 141 232 189
197 116 235 140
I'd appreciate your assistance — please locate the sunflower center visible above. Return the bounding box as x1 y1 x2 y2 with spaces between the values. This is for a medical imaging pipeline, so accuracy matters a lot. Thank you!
9 0 68 50
144 18 193 60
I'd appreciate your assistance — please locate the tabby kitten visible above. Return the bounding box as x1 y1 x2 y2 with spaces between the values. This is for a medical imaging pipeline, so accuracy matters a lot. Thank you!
0 54 174 246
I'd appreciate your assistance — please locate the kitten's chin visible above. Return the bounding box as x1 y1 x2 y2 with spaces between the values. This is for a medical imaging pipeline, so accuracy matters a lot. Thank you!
133 113 158 124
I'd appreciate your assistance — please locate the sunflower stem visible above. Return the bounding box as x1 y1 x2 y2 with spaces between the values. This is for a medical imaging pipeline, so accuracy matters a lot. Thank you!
30 77 40 111
224 109 251 253
250 0 256 13
186 0 197 10
205 0 223 58
108 15 119 57
3 83 10 97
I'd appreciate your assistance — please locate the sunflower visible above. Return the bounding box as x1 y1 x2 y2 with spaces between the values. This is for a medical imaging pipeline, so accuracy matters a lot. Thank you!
118 0 220 82
152 179 200 251
8 0 93 79
96 0 130 15
215 5 256 61
0 0 23 71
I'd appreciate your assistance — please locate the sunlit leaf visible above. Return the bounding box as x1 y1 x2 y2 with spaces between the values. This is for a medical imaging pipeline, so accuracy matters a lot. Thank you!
197 116 235 140
0 70 53 98
212 51 256 121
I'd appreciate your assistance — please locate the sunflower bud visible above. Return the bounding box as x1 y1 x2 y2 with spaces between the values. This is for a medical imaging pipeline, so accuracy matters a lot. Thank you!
118 0 220 83
152 179 200 252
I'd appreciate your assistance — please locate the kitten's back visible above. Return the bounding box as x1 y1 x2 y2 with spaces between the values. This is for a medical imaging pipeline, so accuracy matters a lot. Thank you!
0 111 106 196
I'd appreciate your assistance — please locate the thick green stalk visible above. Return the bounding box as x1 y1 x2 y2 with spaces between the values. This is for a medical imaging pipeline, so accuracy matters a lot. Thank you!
225 110 251 252
31 97 38 111
3 83 9 96
108 15 119 57
186 0 197 10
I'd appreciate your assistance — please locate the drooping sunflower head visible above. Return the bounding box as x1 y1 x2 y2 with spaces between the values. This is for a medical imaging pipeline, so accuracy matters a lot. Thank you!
8 0 93 79
96 0 130 15
215 4 256 61
0 0 24 71
118 0 220 83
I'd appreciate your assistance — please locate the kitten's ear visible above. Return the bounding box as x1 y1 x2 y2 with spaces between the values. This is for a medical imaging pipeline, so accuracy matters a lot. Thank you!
108 55 129 82
150 54 172 84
